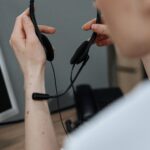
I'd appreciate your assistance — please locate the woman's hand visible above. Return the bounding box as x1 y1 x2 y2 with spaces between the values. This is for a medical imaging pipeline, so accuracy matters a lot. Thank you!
10 9 59 150
10 9 56 79
82 18 113 46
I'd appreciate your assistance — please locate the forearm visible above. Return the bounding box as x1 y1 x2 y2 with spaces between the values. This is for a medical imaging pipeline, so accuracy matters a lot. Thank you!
24 69 59 150
141 54 150 79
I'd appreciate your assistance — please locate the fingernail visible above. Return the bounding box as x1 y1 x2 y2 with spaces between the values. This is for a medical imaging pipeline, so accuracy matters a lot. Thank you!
51 28 56 33
82 25 86 30
92 24 97 29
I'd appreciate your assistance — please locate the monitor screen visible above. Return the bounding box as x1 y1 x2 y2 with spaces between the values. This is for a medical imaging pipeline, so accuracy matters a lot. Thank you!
0 67 12 113
0 49 18 122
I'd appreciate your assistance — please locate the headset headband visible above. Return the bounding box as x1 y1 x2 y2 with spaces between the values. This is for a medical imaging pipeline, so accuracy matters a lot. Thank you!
30 0 102 100
30 0 101 64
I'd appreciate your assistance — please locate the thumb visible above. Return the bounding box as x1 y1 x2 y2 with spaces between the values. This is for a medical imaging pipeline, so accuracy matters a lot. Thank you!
22 15 37 40
91 24 109 36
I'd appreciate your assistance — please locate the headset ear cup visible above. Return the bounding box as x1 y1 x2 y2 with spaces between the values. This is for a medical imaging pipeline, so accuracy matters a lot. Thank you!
70 41 90 64
41 34 54 61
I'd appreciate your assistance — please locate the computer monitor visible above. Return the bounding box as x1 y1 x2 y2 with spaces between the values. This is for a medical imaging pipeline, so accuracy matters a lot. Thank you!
0 48 19 122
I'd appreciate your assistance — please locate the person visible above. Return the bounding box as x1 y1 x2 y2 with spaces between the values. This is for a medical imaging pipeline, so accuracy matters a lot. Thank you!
9 0 150 149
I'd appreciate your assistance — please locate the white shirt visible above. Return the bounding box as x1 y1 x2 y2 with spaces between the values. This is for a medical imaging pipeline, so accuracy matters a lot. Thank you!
63 81 150 150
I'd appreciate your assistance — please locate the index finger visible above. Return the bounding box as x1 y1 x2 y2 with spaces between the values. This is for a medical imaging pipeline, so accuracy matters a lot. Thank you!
11 8 29 39
82 18 96 31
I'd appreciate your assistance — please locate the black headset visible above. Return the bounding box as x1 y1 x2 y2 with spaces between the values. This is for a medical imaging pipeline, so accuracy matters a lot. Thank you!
29 0 101 100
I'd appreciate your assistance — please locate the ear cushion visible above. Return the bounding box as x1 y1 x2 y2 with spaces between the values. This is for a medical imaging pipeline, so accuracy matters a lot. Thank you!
41 34 54 61
70 41 90 64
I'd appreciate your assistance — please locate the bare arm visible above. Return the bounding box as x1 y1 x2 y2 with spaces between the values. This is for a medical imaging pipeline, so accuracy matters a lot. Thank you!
10 9 59 150
24 70 59 150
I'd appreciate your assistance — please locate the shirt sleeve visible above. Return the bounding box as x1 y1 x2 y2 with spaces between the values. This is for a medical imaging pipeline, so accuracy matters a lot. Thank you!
63 81 150 150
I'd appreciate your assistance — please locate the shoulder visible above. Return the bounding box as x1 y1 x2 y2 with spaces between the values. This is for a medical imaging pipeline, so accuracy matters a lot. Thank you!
64 81 150 150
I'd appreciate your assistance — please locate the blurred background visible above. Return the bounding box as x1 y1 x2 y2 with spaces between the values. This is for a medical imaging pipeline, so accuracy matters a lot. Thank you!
0 0 109 122
0 0 147 149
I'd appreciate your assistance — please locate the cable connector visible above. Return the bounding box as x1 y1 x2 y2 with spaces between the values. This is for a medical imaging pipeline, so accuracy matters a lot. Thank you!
32 93 50 101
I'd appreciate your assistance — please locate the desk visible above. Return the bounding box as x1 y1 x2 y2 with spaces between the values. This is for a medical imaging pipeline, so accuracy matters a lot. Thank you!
0 108 76 150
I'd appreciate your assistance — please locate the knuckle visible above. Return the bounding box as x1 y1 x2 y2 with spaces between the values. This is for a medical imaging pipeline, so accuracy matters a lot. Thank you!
9 39 12 46
9 36 12 45
28 37 37 45
12 37 17 44
10 35 17 46
27 22 34 29
27 22 31 27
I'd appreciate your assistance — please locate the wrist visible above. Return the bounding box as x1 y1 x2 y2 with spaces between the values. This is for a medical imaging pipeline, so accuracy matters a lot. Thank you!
24 68 46 98
24 65 45 80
